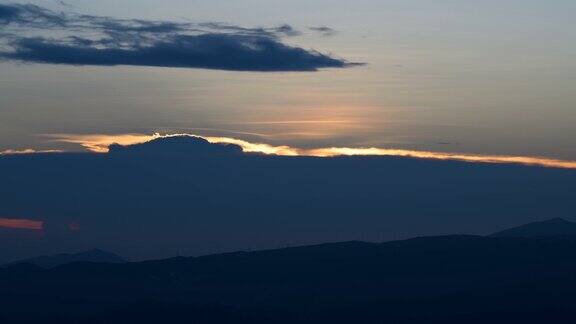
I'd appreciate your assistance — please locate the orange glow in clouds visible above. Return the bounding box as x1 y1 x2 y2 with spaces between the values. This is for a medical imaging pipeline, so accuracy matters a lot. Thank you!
45 133 162 153
42 133 576 169
0 218 43 230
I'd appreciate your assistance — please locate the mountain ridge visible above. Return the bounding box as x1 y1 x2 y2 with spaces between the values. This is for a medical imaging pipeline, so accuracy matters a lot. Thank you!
490 218 576 238
2 228 576 323
3 249 126 269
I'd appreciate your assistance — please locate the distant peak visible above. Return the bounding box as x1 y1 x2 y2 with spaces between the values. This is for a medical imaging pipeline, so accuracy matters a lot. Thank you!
490 218 576 238
540 217 571 224
4 249 126 269
83 248 106 253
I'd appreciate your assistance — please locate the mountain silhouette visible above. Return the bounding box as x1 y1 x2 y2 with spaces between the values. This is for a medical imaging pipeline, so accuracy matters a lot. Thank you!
2 233 576 323
1 135 575 262
4 249 125 269
490 218 576 238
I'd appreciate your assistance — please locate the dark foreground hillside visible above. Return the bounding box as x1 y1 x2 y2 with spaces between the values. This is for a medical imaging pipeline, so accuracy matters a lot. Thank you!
4 249 125 269
3 233 576 323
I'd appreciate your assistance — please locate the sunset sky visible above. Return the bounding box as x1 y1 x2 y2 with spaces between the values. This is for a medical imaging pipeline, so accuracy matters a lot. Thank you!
2 0 576 264
1 0 575 160
2 3 576 323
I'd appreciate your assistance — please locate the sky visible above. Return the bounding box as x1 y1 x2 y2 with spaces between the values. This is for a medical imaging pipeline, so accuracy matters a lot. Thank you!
1 1 576 262
1 0 575 160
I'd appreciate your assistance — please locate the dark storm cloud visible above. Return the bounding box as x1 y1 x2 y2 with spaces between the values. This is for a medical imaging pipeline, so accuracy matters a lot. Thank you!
0 3 360 71
1 34 355 71
0 4 20 22
0 136 575 262
0 3 65 26
0 4 298 38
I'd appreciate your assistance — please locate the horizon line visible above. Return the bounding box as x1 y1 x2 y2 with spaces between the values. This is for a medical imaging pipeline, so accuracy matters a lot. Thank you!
2 133 576 170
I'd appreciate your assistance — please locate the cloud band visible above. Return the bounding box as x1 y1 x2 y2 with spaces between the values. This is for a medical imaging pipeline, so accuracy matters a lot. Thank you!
0 4 361 72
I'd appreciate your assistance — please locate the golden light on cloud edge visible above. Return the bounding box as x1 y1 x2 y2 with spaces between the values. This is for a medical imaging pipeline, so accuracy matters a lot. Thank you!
34 133 576 169
0 218 43 231
44 134 163 153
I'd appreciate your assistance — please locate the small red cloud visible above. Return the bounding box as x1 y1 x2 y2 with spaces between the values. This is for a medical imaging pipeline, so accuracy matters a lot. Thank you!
0 218 43 230
68 222 80 231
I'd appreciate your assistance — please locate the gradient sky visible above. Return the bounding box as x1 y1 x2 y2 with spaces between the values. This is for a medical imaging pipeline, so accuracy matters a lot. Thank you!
1 0 576 159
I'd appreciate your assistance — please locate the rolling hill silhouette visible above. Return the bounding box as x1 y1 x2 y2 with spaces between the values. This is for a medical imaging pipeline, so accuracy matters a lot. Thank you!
490 218 576 238
2 221 576 323
3 249 125 269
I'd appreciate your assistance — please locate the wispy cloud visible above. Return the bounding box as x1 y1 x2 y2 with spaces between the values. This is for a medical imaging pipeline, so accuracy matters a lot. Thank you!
0 3 65 27
0 3 361 71
44 133 160 153
0 217 43 230
309 26 338 37
38 133 576 169
0 148 61 155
